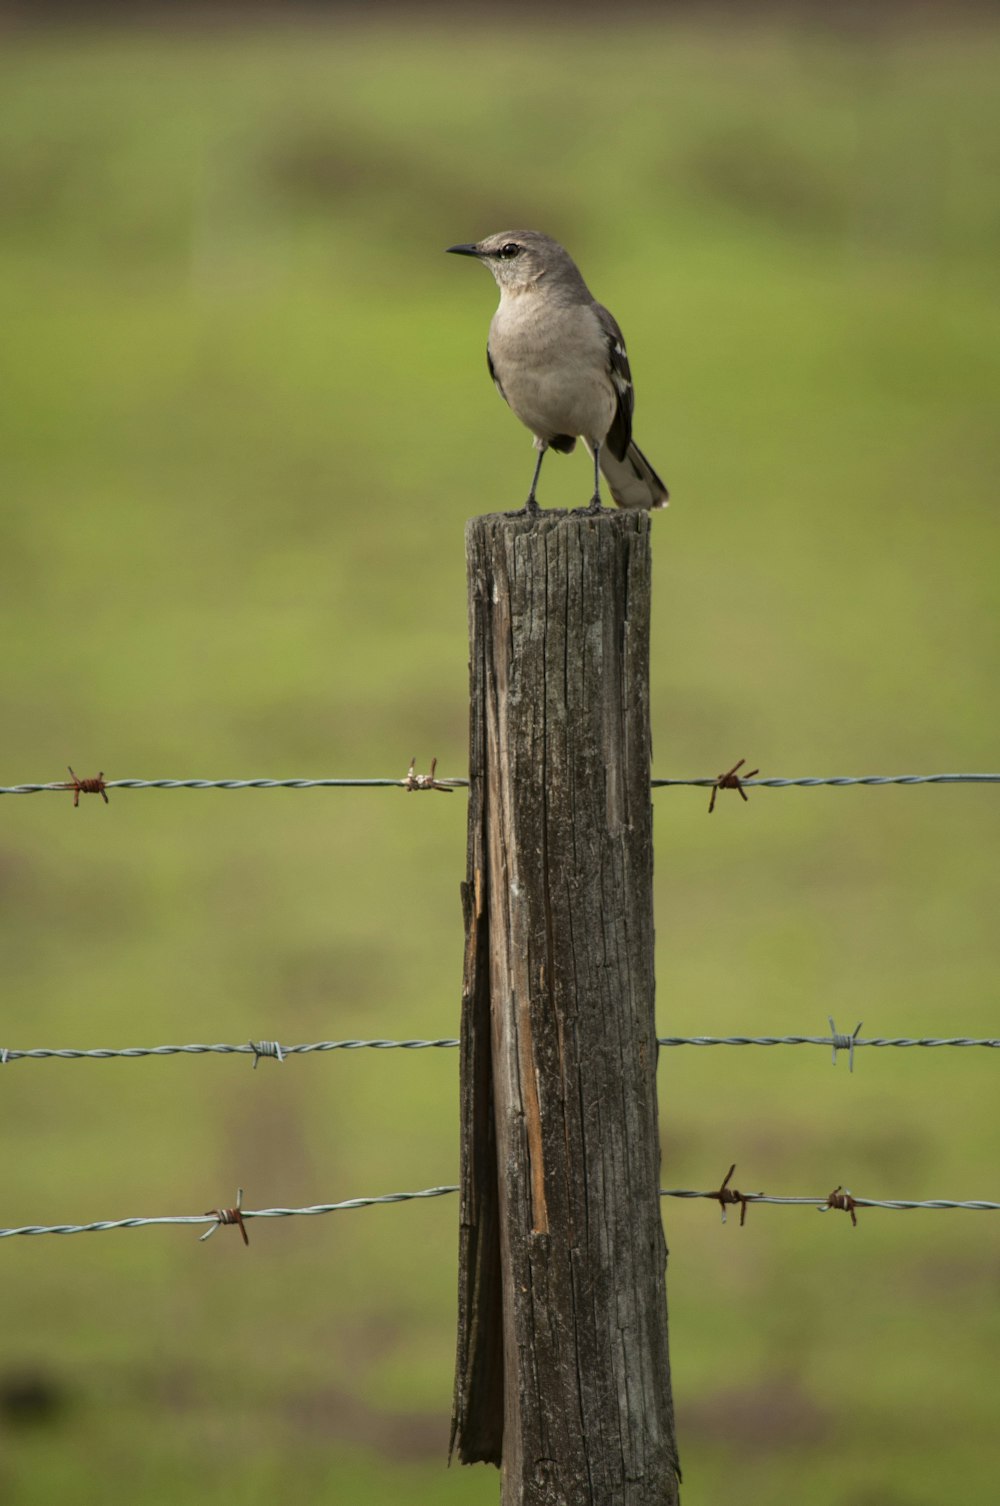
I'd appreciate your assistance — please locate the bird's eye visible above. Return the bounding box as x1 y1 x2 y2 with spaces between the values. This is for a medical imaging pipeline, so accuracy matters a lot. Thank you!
497 243 521 259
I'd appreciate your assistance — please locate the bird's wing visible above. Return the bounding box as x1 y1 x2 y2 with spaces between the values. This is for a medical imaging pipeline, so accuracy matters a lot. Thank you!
486 344 506 403
594 303 633 462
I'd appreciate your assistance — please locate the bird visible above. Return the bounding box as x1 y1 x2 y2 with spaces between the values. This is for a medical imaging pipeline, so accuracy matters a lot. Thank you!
446 230 668 514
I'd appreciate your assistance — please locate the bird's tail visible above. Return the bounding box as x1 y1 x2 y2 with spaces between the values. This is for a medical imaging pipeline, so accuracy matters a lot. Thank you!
592 439 669 510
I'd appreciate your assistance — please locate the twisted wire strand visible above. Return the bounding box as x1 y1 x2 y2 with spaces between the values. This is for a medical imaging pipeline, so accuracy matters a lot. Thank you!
661 1191 1000 1211
0 1186 461 1238
0 1039 462 1063
3 1186 998 1238
655 1035 1000 1050
652 773 1000 788
0 777 462 794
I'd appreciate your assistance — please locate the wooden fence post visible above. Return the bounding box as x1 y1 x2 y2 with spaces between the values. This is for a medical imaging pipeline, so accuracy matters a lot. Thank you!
452 511 680 1505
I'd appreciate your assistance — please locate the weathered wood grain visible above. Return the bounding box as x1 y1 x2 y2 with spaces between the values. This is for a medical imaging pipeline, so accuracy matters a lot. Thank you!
453 511 680 1505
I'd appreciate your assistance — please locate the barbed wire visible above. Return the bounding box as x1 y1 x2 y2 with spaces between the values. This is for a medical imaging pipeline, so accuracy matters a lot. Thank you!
3 1026 997 1069
0 776 464 796
662 1186 1000 1226
657 1019 1000 1074
2 1183 997 1240
2 771 999 799
665 1191 1000 1212
0 1186 461 1239
651 773 1000 789
0 1038 462 1064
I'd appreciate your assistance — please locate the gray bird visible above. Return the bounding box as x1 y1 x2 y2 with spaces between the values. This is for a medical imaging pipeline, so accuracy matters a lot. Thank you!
446 230 668 514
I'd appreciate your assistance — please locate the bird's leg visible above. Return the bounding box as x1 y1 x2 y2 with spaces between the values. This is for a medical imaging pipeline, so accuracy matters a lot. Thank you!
578 440 605 514
525 443 546 513
587 440 604 512
508 444 545 517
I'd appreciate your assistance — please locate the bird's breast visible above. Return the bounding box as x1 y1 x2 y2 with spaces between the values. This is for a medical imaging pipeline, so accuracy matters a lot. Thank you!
488 298 615 444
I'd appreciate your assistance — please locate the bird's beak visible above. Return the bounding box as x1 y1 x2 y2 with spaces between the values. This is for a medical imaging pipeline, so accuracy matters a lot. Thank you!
446 243 482 258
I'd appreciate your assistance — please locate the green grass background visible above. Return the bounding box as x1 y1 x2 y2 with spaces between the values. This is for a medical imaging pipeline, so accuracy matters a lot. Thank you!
1 8 998 1503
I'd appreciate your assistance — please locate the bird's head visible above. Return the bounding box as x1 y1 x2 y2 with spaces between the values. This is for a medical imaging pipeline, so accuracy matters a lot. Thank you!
446 231 585 297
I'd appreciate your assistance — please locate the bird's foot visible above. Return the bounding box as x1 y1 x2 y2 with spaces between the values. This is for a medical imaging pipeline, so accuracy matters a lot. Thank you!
505 495 542 519
572 493 608 517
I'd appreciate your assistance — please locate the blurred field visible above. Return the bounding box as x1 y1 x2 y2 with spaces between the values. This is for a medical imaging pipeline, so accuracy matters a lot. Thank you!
1 8 998 1504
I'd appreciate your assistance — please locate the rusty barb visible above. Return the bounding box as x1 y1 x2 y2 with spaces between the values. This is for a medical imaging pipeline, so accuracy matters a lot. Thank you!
64 767 108 808
710 1164 758 1226
403 756 454 793
708 758 759 814
201 1187 249 1246
822 1186 859 1227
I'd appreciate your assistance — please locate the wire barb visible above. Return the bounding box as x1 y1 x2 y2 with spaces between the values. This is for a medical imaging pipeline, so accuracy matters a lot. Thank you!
250 1040 284 1069
708 758 759 814
708 1163 758 1225
822 1186 859 1226
403 756 454 793
200 1188 249 1245
64 767 108 808
829 1017 863 1071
